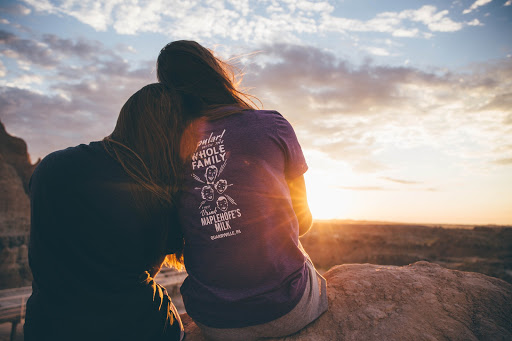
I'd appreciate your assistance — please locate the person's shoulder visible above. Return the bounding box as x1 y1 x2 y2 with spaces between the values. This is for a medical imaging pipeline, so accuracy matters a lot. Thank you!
31 143 98 184
250 109 283 118
240 109 287 124
37 143 92 169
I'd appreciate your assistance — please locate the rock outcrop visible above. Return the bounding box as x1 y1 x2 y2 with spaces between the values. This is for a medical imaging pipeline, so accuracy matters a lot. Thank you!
0 121 34 288
180 262 512 341
0 121 38 194
0 154 30 231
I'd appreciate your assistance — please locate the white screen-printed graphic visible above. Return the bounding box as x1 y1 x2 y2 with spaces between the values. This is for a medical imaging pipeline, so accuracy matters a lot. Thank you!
190 129 242 240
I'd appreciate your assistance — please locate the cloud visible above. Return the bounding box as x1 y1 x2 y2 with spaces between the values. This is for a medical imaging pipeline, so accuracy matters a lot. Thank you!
0 30 155 160
392 28 419 37
338 184 435 191
245 44 512 172
41 34 107 60
363 46 391 56
320 5 465 35
505 114 512 125
505 0 512 6
493 158 512 165
338 186 387 191
20 0 467 44
247 43 461 117
0 61 153 159
2 31 511 177
467 19 483 26
380 177 421 185
21 0 115 31
0 29 59 67
0 29 127 76
481 92 512 111
397 5 463 32
0 3 32 16
463 0 493 14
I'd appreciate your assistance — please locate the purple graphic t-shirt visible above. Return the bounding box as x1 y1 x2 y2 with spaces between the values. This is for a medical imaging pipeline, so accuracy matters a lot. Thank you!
178 109 309 328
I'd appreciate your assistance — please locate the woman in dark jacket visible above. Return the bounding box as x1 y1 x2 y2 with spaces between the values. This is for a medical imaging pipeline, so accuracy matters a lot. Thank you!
24 84 185 341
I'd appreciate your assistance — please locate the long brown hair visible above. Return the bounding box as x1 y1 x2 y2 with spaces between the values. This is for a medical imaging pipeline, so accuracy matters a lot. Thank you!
104 83 184 270
157 40 259 123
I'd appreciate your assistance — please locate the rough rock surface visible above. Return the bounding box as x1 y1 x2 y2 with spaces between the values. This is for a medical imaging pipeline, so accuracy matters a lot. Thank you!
0 154 30 229
0 121 34 288
0 121 38 193
179 262 512 341
0 121 32 232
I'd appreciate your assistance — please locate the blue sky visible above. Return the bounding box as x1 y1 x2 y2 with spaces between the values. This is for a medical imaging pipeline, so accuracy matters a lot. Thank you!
1 0 511 224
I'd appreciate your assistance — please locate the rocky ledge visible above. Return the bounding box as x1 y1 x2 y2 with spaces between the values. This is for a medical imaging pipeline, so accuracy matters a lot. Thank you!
180 262 512 341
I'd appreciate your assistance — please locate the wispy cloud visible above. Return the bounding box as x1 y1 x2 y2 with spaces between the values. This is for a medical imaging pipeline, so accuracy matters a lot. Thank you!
380 177 421 185
339 186 387 191
463 0 493 14
0 59 5 77
466 18 483 26
481 92 512 111
1 27 511 177
0 29 154 159
247 44 512 172
493 158 512 165
19 1 469 44
363 46 391 56
0 3 31 16
0 29 57 67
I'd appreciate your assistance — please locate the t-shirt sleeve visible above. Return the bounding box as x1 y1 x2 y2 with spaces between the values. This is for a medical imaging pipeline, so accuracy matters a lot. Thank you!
271 111 308 179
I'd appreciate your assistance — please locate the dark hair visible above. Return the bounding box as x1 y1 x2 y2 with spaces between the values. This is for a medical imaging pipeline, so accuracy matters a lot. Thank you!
156 40 259 122
104 83 184 270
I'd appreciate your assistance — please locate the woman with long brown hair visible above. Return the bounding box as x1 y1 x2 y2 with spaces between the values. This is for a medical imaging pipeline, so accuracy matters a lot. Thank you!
25 84 185 341
157 41 328 340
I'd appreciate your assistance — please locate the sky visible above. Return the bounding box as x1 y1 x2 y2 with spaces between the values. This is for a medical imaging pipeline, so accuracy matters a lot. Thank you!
0 0 511 225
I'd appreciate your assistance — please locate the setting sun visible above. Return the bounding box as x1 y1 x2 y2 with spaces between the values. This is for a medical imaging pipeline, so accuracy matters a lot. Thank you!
305 174 351 220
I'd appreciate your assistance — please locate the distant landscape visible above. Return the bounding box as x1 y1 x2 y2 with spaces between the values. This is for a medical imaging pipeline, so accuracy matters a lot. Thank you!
301 220 512 284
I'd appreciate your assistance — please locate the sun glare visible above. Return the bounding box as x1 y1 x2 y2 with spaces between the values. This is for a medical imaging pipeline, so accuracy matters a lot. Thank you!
305 175 351 220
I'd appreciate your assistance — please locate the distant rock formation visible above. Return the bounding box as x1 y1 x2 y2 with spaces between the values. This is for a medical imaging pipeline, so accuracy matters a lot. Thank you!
0 120 35 288
0 121 38 193
180 262 512 340
0 153 30 228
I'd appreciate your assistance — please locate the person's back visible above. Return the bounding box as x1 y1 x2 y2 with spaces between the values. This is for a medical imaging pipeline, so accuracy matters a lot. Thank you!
25 142 183 340
178 109 310 328
155 40 328 340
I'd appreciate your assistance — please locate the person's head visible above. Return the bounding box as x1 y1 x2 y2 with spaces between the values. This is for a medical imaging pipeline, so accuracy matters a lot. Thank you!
107 83 182 199
104 83 185 269
156 40 257 120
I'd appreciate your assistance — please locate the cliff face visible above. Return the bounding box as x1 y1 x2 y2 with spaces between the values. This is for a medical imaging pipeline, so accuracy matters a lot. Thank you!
0 121 34 288
0 121 38 193
180 262 512 341
0 153 30 231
